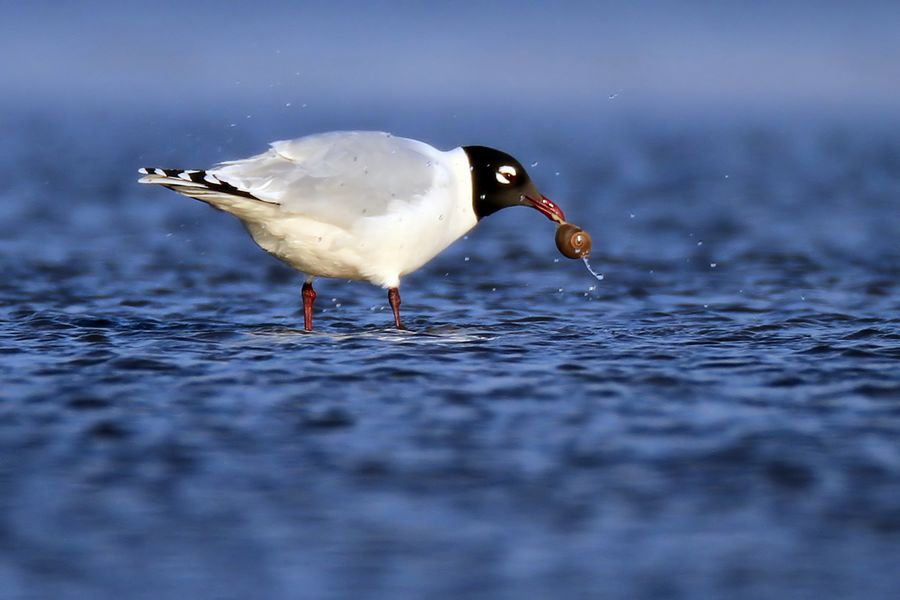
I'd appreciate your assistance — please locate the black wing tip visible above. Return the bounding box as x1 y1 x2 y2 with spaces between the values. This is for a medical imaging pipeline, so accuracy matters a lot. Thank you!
138 167 264 202
138 167 207 180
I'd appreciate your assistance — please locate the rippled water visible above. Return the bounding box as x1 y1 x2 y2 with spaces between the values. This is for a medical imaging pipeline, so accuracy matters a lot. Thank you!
1 108 899 599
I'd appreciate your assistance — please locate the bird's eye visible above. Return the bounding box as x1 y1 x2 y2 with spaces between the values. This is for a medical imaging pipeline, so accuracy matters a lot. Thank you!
496 165 517 185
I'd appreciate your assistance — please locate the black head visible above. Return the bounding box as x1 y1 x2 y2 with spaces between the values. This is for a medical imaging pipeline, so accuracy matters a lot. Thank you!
463 146 566 223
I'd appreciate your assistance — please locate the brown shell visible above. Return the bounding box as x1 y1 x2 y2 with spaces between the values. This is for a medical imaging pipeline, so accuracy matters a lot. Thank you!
555 223 592 259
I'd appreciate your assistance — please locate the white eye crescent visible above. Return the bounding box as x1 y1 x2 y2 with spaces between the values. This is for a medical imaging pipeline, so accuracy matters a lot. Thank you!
496 165 517 185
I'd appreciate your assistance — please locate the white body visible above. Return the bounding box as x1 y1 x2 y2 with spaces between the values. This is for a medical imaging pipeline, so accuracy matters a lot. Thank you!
141 132 478 288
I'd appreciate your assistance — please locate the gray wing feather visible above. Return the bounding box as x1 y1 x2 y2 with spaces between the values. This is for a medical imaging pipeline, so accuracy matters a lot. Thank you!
208 131 449 228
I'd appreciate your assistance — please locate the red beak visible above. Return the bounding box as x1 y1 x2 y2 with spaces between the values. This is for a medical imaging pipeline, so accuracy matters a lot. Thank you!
525 195 566 224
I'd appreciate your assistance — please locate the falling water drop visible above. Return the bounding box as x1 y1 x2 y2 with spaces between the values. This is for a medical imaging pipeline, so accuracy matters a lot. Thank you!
582 257 604 282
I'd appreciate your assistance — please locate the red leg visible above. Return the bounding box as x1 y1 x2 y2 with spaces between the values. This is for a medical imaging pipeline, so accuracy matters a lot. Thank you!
302 281 317 331
388 287 404 329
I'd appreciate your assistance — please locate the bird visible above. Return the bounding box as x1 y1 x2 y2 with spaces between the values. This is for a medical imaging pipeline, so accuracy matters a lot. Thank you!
138 131 566 331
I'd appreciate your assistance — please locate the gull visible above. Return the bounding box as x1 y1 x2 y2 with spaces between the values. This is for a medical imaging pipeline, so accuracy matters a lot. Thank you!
138 131 565 330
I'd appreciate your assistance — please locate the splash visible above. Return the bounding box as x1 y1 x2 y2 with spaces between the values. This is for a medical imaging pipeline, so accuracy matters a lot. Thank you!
582 257 604 282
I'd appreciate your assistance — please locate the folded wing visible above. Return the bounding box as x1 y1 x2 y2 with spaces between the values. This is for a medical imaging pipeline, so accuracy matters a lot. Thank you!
208 131 450 229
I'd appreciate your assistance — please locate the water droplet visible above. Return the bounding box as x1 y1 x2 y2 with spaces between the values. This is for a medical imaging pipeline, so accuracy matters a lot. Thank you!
530 161 539 167
554 171 560 176
710 263 717 268
629 213 635 219
558 288 564 293
438 214 444 221
464 257 470 262
553 258 559 263
697 241 703 246
285 102 292 107
582 257 604 282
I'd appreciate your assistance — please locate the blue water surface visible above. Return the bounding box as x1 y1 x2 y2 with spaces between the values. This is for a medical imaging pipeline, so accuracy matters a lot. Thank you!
1 105 899 599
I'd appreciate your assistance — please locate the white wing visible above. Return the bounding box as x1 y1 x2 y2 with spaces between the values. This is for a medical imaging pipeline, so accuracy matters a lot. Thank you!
208 131 451 229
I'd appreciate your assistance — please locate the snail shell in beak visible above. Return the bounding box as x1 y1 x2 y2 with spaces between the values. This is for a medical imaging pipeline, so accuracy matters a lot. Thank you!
555 223 592 259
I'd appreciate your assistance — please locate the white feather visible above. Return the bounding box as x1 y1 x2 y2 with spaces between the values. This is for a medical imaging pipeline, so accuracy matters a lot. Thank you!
138 175 205 188
141 131 478 288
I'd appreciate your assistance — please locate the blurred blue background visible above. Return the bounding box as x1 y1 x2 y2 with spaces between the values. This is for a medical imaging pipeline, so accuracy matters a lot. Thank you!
2 2 900 600
5 0 900 118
